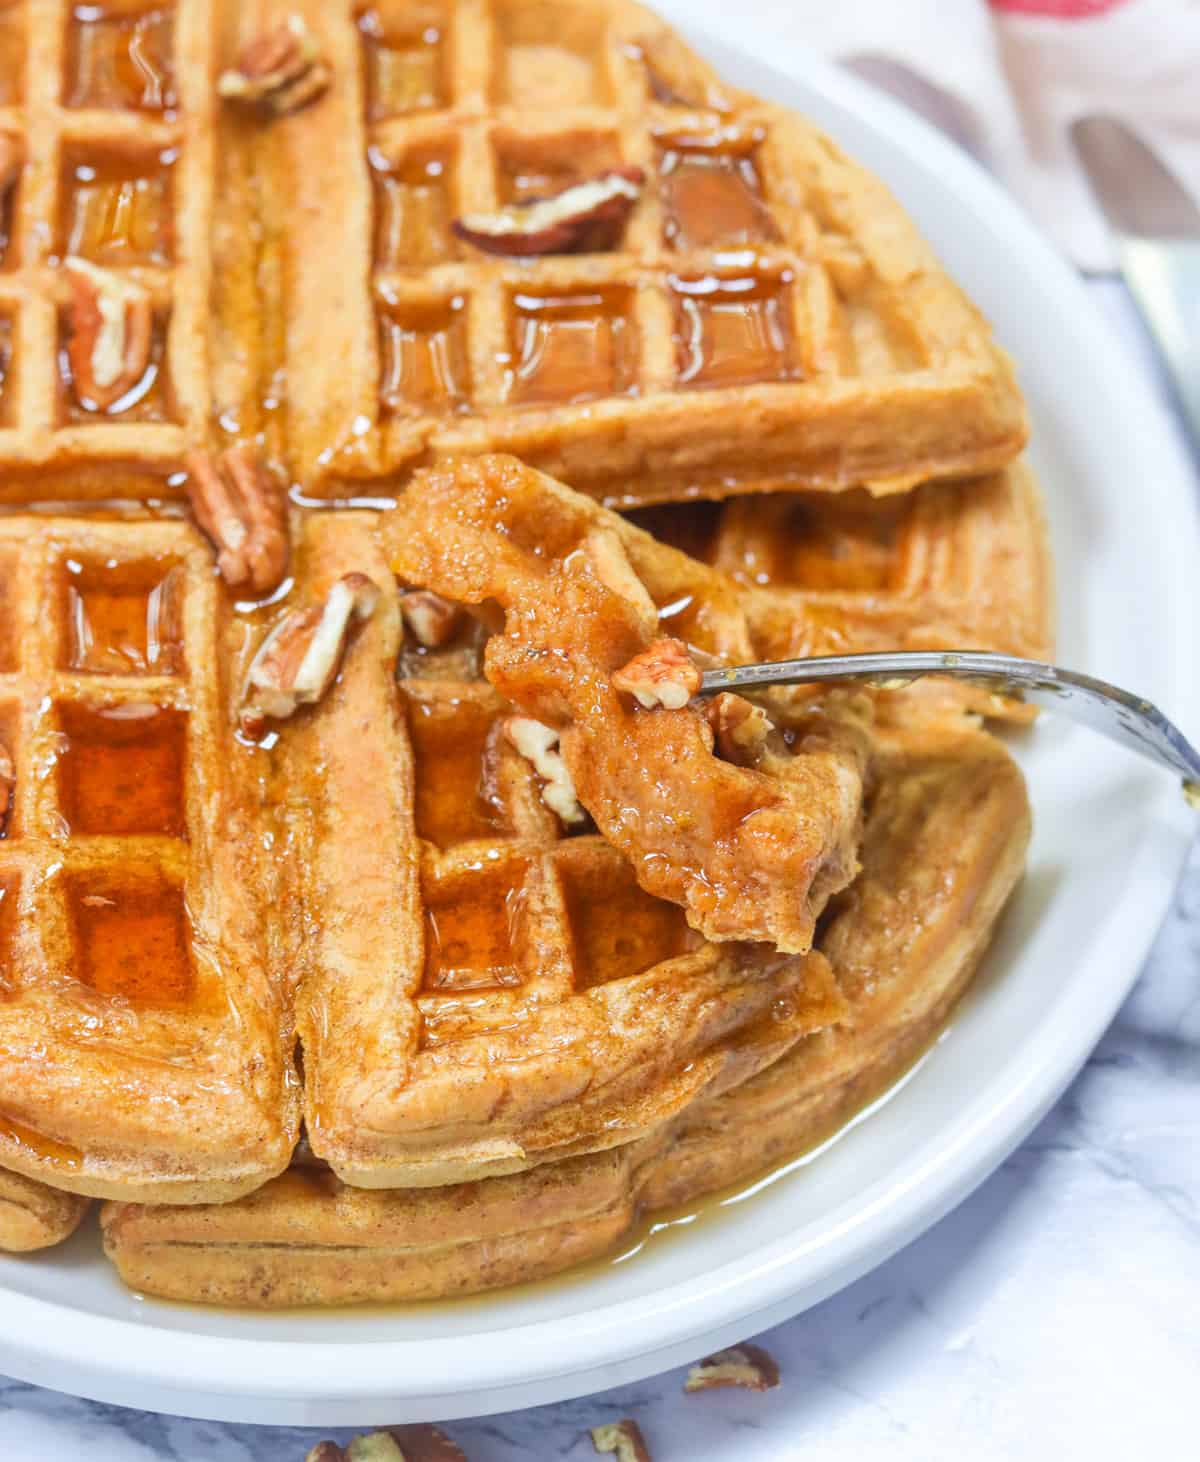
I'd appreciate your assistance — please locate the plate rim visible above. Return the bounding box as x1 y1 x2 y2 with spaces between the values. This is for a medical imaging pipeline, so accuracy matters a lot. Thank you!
2 36 1197 1422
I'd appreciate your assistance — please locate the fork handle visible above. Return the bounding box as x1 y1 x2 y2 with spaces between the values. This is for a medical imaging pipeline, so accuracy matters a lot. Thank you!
699 651 1200 791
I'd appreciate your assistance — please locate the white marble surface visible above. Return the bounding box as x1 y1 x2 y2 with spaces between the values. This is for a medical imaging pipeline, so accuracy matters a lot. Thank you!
3 32 1199 1462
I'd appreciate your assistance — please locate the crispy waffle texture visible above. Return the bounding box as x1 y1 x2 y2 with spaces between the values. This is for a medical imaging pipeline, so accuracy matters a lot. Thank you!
281 510 847 1189
270 0 1026 502
0 0 215 503
0 0 1048 1300
0 455 1050 1208
0 516 299 1202
102 716 1031 1306
388 455 876 953
0 1165 88 1252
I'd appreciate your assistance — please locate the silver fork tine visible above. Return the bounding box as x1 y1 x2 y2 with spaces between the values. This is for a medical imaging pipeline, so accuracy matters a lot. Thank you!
699 651 1200 793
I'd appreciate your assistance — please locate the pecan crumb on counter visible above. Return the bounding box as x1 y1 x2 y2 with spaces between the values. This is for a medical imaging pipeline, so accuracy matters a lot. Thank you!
590 1418 653 1462
684 1342 781 1392
304 1424 469 1462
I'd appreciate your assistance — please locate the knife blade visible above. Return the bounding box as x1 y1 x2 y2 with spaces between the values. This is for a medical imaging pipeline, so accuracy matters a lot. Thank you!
1071 116 1200 447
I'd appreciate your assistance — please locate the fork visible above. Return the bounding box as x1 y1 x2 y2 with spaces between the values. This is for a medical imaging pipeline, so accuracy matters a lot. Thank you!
698 651 1200 802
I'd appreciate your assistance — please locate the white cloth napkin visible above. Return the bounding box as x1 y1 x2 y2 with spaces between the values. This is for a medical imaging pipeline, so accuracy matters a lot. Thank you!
656 0 1200 273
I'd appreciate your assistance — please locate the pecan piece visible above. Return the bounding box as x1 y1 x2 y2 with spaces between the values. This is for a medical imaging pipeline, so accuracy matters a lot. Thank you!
399 589 462 648
185 447 289 596
0 133 22 197
305 1427 467 1462
241 573 379 735
506 715 585 825
684 1342 781 1393
706 692 773 766
582 527 656 636
453 168 644 256
612 636 700 710
64 257 153 412
0 738 13 838
590 1419 652 1462
218 14 330 117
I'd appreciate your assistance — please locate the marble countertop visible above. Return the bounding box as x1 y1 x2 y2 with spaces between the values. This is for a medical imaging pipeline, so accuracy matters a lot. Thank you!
3 34 1198 1462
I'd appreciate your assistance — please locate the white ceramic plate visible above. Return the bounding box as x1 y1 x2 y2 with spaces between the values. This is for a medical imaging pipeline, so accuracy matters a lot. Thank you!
3 33 1197 1428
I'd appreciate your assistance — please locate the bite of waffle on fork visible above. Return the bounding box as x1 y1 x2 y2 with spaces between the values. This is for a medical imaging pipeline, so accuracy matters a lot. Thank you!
387 454 876 954
0 0 1047 1308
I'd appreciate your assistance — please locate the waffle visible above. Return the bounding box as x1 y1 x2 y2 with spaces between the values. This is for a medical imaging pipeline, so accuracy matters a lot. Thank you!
278 509 846 1190
388 454 876 953
0 1167 88 1251
0 514 299 1202
0 0 1022 511
0 0 216 505
254 0 1025 503
101 714 1031 1306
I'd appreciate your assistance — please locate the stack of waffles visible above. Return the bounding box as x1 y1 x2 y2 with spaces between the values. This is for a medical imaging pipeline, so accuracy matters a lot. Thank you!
0 0 1050 1304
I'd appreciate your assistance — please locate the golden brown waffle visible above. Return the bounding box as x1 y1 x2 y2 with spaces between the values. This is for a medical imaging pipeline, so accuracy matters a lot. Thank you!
0 514 299 1201
388 454 876 954
644 459 1055 667
0 1167 88 1251
0 0 215 504
259 0 1025 502
101 715 1031 1306
279 509 846 1190
0 456 1049 1212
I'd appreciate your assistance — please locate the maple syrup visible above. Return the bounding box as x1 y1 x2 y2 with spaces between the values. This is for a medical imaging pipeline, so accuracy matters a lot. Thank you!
625 501 723 565
65 3 177 113
60 556 183 674
0 554 15 672
56 700 186 836
671 272 799 390
358 4 447 120
0 3 23 108
67 866 194 1006
560 852 696 990
58 306 173 421
0 168 15 270
658 138 779 253
505 289 635 406
378 296 469 413
403 692 504 847
759 494 907 592
422 859 527 992
0 1111 84 1170
58 145 176 267
0 873 17 995
372 147 457 270
0 315 11 426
